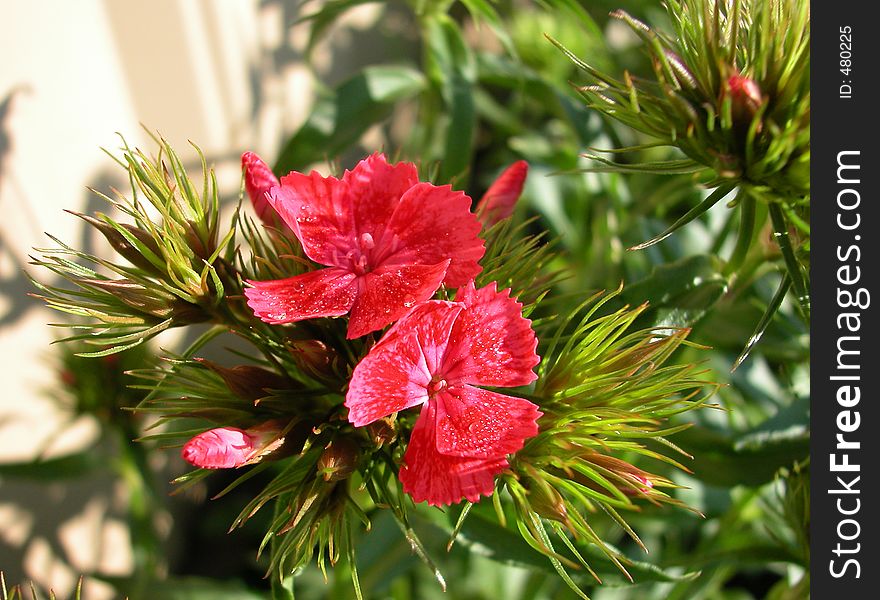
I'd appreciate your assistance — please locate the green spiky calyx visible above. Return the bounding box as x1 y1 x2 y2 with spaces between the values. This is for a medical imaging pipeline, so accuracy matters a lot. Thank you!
554 0 810 324
492 288 714 592
30 133 240 357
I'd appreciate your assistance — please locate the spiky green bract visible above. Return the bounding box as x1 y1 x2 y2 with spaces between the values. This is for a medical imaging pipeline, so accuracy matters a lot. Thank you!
481 288 715 596
475 215 566 315
30 133 239 356
553 0 810 323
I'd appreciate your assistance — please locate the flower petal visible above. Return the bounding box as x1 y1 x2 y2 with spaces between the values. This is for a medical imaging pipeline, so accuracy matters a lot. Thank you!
476 160 528 227
245 268 358 324
345 332 431 427
346 261 450 338
181 427 254 469
241 152 282 226
399 402 508 506
268 171 357 267
380 182 484 287
433 385 541 458
343 153 419 239
443 282 540 387
371 300 463 373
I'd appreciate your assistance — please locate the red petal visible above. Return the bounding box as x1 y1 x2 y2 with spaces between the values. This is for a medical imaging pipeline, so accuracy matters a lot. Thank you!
433 385 541 458
346 261 450 338
399 402 509 506
345 332 431 427
343 153 419 239
372 300 463 372
241 152 282 226
380 182 484 287
182 428 254 469
268 171 357 267
443 281 540 387
245 268 358 324
475 161 528 227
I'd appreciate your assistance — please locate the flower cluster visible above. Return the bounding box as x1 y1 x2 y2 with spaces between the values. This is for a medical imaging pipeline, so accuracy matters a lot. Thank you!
183 153 536 506
33 137 711 594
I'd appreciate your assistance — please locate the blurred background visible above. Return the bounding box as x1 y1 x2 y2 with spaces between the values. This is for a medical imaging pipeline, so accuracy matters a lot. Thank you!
1 1 809 598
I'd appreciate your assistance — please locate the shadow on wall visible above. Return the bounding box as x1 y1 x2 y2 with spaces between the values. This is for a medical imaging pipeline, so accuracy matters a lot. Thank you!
0 86 43 330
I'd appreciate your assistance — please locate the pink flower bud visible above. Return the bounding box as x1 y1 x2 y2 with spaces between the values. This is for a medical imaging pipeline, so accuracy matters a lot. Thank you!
476 161 528 227
727 74 762 108
724 73 763 126
241 152 282 227
181 420 286 469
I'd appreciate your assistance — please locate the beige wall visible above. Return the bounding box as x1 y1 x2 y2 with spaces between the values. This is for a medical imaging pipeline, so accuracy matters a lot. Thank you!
0 1 324 596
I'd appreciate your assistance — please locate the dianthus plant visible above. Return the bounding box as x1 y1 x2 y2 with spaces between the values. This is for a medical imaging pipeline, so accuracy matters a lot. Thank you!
31 136 714 598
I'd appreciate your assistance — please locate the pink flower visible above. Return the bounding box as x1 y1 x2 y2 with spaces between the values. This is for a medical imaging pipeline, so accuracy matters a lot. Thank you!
241 152 283 227
181 421 286 469
345 281 542 506
476 161 528 227
244 154 485 339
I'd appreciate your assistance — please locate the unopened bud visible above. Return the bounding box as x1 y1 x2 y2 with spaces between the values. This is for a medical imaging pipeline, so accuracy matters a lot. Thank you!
364 417 397 448
526 479 569 524
80 278 175 318
196 359 289 401
476 161 528 227
317 438 360 482
74 212 163 274
181 419 287 469
583 453 655 495
724 72 763 125
241 152 284 228
288 339 344 383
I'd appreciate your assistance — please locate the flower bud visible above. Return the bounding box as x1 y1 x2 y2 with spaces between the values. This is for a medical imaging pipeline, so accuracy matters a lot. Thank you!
196 359 290 401
526 479 569 525
364 417 397 449
181 419 287 469
288 339 344 383
317 438 360 482
724 72 763 125
241 152 284 228
74 212 164 274
476 161 528 227
582 453 655 495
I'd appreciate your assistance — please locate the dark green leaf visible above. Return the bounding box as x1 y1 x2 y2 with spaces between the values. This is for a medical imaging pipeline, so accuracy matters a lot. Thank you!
274 66 426 173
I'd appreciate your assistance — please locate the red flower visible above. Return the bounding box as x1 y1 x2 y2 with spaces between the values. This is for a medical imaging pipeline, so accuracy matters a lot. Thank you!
345 281 541 505
244 154 485 338
181 421 285 469
241 152 283 227
476 160 528 227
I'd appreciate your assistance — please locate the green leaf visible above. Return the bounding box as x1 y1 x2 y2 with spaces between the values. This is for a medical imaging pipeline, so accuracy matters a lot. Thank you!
629 184 736 250
426 16 477 183
274 65 426 173
675 425 808 488
732 274 792 371
621 254 728 326
299 0 380 59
